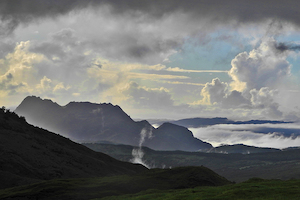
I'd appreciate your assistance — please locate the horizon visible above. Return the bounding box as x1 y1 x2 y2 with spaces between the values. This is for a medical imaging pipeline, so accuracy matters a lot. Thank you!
1 1 300 121
15 95 300 149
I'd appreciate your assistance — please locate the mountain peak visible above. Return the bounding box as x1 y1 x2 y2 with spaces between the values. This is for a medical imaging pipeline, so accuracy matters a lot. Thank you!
14 96 212 151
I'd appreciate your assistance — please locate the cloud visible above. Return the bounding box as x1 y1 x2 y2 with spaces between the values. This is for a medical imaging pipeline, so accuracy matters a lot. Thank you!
0 73 25 95
222 90 251 108
190 123 300 149
199 78 228 105
195 78 250 108
166 67 228 73
0 0 104 36
275 42 300 52
1 0 300 35
123 82 175 109
229 38 291 91
188 37 296 119
250 87 283 119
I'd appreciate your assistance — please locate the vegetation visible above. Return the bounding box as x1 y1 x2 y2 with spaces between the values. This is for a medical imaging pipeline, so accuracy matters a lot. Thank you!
0 166 232 200
0 108 146 189
0 176 299 200
84 143 300 182
100 178 300 200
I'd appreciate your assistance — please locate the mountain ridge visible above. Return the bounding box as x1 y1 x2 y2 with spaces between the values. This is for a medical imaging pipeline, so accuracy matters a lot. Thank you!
150 117 290 128
0 107 147 189
15 96 212 151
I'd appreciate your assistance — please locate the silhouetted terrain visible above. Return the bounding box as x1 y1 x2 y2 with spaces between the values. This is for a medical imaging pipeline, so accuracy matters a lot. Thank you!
84 143 300 182
0 107 146 189
0 166 233 200
15 96 212 151
207 144 281 154
150 117 290 128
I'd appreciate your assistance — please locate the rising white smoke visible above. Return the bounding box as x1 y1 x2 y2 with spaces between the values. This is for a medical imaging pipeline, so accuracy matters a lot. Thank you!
130 127 153 169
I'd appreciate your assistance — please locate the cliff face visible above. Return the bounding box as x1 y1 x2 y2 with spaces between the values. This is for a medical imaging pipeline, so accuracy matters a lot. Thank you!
15 96 212 151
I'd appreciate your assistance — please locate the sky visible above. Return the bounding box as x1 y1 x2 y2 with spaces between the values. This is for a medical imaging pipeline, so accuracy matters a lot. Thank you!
1 0 300 121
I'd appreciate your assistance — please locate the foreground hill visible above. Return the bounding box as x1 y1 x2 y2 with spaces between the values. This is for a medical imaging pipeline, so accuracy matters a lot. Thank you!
84 143 300 183
0 166 232 200
15 96 212 151
0 108 146 189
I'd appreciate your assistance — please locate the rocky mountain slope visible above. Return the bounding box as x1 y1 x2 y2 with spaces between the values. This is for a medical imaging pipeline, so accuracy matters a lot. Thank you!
15 96 212 151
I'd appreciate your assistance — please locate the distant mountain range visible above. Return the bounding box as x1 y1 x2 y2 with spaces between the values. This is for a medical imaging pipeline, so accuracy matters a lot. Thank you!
207 144 281 154
0 107 146 189
15 96 212 151
149 117 290 128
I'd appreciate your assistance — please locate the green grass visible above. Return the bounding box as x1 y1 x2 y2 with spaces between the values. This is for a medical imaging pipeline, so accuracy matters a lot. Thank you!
0 166 231 200
100 178 300 200
1 174 300 200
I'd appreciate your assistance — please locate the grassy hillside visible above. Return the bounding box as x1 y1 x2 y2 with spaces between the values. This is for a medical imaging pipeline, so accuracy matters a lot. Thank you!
0 166 232 200
101 178 300 200
1 175 299 200
84 143 300 182
0 108 146 189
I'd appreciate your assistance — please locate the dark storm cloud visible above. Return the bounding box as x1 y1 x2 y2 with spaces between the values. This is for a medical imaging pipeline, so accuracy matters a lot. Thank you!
275 42 300 52
0 0 104 35
105 0 300 24
1 0 300 36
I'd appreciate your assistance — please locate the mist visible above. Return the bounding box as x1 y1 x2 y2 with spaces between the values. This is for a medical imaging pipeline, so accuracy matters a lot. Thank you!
130 127 153 168
190 123 300 149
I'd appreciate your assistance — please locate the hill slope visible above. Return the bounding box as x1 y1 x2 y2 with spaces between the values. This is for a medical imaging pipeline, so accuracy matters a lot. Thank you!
0 108 146 189
83 143 300 183
15 96 212 151
0 166 232 200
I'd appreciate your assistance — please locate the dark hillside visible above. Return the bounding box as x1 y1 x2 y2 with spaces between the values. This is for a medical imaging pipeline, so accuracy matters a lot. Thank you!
0 108 146 189
0 166 232 200
84 143 300 182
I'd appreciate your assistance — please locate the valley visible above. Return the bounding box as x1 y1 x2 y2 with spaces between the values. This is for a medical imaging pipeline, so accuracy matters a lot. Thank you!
0 96 299 199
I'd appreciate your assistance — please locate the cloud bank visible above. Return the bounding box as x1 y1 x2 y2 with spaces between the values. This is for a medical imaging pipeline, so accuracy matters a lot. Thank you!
191 123 300 149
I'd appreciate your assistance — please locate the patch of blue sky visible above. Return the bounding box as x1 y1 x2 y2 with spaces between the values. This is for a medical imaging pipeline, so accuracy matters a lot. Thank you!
164 31 254 83
276 34 300 74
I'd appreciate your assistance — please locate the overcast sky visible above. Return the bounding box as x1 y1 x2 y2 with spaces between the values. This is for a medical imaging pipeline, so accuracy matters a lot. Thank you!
1 0 300 120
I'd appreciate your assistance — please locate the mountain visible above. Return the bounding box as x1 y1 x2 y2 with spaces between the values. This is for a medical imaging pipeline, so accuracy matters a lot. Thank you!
151 117 290 128
15 96 212 151
144 122 212 151
207 144 281 154
0 107 146 189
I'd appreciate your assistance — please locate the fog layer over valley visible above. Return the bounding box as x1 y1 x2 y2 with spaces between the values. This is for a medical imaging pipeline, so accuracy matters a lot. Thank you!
191 123 300 149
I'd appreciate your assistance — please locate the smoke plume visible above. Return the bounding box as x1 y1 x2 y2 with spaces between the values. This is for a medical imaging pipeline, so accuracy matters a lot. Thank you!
130 127 153 169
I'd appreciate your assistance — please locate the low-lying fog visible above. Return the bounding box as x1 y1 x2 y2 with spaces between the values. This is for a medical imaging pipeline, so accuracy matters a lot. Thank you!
190 123 300 149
